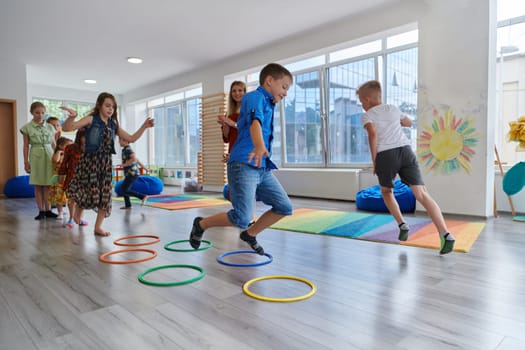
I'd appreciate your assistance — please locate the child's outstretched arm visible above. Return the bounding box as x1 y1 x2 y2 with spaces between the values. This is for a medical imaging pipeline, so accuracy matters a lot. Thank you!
247 120 269 168
118 117 154 142
60 106 92 131
136 159 150 173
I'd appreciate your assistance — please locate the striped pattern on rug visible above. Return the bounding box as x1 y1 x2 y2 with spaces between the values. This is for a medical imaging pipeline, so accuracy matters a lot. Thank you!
270 208 485 253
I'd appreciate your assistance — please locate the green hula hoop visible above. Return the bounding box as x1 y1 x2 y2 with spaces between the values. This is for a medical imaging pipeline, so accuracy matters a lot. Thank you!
164 239 213 252
138 264 206 287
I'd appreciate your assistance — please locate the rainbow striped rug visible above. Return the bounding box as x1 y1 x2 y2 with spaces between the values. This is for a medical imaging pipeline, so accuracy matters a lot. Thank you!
114 194 230 211
270 208 485 253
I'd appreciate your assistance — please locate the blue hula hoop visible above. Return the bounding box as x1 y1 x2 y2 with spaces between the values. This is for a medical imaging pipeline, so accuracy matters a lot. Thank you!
217 250 273 267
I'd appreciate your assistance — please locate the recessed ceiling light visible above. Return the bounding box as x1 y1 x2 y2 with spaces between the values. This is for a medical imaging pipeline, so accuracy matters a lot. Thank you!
84 79 97 84
127 57 143 64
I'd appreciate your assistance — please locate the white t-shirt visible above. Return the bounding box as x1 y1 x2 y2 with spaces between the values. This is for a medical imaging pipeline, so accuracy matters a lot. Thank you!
361 104 411 153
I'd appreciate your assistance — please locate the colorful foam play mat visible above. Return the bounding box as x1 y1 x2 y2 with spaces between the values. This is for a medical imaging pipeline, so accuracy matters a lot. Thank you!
114 194 230 211
270 208 486 253
513 216 525 222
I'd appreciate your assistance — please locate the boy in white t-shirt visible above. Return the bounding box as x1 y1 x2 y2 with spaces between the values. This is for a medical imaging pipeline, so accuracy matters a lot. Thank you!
357 80 455 255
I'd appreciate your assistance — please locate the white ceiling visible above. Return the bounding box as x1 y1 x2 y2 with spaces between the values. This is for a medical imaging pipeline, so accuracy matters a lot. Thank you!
1 0 397 95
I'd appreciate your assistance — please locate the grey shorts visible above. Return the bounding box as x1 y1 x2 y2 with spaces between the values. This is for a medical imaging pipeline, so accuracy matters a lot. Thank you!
375 145 424 188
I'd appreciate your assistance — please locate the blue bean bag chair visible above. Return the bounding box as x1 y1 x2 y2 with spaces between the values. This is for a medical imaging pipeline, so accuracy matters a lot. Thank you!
114 176 164 196
356 180 416 213
3 175 35 198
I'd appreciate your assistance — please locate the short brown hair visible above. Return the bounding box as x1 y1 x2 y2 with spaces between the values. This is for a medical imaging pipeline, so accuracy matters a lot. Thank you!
356 80 382 97
259 63 293 85
30 101 45 113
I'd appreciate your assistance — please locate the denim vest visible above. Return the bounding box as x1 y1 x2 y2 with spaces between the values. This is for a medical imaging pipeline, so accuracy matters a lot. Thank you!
84 114 116 154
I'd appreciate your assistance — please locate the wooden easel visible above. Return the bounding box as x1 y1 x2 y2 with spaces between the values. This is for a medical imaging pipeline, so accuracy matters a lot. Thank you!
494 145 516 217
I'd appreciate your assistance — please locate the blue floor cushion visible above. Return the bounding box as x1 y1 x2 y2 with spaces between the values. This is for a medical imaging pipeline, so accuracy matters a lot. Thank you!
3 175 35 198
356 180 416 213
114 176 164 196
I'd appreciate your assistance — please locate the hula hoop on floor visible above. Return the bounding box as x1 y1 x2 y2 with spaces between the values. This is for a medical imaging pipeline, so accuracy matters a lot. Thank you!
217 250 273 267
99 248 157 264
164 239 213 252
243 275 317 302
138 264 206 286
113 234 160 246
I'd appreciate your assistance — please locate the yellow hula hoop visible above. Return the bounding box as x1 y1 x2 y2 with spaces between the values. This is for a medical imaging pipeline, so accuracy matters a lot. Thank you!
242 275 317 302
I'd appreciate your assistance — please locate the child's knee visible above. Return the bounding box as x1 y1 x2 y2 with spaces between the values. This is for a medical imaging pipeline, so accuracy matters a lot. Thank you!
273 198 293 216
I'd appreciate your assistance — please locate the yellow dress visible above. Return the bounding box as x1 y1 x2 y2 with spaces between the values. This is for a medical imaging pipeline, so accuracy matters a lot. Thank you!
49 158 67 206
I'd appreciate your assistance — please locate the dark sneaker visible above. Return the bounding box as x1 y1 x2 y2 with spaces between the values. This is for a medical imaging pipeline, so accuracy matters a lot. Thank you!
240 230 264 255
34 211 46 220
440 233 455 255
45 210 58 218
189 217 204 249
398 222 409 241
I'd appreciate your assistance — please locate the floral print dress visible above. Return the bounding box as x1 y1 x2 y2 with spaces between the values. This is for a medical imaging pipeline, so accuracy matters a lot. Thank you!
67 125 113 217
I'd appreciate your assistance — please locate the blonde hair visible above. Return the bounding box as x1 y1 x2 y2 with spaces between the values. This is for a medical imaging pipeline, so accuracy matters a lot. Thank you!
227 81 246 117
356 80 382 98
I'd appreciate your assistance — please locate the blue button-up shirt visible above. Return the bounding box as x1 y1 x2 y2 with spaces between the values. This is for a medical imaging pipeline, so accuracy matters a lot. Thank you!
228 86 277 169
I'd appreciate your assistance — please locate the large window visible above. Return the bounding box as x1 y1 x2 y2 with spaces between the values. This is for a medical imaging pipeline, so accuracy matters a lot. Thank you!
226 27 418 168
385 47 418 148
327 58 376 165
284 70 323 165
286 29 418 167
496 0 525 164
141 86 202 167
33 97 94 126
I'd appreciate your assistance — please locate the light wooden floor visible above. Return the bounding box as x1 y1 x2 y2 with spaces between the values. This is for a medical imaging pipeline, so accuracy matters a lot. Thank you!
1 190 525 350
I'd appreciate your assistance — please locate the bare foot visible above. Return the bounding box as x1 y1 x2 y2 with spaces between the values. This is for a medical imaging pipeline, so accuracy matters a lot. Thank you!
94 230 110 237
141 196 148 206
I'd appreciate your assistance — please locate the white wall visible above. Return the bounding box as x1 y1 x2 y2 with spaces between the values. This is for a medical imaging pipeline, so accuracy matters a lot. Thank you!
274 169 361 201
0 59 28 175
123 0 425 104
28 84 99 105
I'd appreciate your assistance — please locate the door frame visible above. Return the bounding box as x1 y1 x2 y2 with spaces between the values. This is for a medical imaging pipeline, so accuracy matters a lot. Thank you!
0 99 18 175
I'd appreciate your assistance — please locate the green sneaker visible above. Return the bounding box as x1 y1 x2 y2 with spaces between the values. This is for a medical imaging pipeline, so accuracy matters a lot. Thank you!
439 233 455 255
398 223 409 241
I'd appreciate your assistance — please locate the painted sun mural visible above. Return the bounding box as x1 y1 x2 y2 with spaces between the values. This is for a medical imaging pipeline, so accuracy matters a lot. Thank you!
417 108 479 174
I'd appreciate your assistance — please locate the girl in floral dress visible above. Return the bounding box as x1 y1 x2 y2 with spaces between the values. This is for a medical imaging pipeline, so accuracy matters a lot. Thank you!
60 93 154 237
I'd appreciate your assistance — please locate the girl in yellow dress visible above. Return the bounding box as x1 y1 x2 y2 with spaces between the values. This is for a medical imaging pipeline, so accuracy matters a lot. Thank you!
49 137 73 221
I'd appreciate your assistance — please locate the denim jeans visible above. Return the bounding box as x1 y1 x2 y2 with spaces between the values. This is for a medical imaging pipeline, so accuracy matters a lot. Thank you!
226 162 292 229
121 175 145 207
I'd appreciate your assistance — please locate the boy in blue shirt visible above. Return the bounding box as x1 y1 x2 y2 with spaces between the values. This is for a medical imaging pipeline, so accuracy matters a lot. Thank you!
189 63 293 254
119 138 150 209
